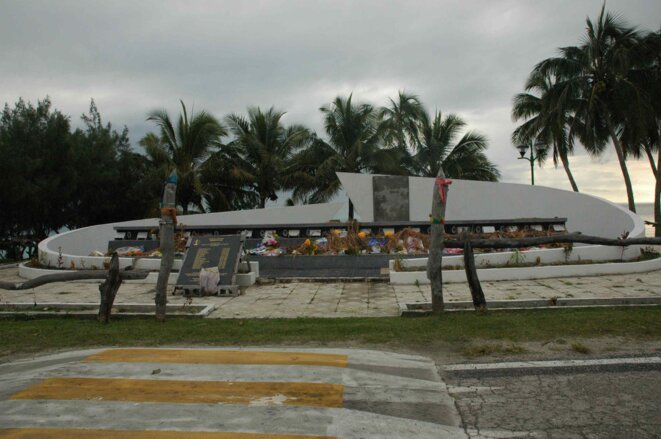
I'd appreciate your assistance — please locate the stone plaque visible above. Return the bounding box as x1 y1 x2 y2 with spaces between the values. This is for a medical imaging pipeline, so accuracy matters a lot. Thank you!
372 175 410 221
175 235 242 290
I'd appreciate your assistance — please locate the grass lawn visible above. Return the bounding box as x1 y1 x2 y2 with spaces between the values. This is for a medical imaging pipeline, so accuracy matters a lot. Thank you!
1 307 658 360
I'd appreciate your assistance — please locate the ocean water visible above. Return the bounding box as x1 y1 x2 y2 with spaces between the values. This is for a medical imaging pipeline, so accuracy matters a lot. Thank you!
620 203 655 237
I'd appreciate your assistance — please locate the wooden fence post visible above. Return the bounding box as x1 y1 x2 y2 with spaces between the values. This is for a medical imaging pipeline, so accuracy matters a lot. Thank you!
462 233 487 311
427 170 452 313
98 252 121 323
155 171 177 321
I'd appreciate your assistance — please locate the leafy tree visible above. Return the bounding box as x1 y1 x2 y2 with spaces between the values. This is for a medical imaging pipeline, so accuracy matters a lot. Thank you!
226 107 310 208
0 97 75 259
143 101 227 214
532 6 648 212
199 142 259 211
380 91 426 148
379 91 425 171
70 100 160 227
288 95 401 218
380 92 500 181
624 30 660 233
411 111 500 181
512 72 580 191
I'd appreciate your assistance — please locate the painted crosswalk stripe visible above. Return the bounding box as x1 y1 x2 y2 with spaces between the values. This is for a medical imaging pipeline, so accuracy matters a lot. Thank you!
85 349 348 368
10 377 344 408
0 429 336 439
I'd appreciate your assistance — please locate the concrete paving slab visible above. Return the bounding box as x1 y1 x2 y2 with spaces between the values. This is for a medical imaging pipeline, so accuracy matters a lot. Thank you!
1 267 659 319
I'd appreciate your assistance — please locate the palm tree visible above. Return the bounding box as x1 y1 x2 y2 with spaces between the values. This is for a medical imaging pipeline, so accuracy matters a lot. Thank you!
622 30 660 233
410 111 500 181
199 142 258 211
378 92 500 181
288 94 401 218
226 107 310 208
532 7 646 212
380 91 425 148
142 101 226 215
644 31 661 235
512 71 580 192
379 91 425 171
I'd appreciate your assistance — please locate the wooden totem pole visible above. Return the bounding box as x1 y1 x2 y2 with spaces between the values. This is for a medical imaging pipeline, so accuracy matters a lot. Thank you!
426 169 452 313
155 171 177 321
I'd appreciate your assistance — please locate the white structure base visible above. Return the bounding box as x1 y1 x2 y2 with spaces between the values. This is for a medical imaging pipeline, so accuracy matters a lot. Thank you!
237 271 257 287
390 255 661 284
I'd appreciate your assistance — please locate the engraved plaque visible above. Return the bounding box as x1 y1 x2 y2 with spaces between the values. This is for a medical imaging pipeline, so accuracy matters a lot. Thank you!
175 235 242 290
373 175 410 221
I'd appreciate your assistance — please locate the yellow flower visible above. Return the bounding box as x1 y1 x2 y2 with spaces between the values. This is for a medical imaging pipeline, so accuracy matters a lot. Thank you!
304 239 311 247
384 231 394 237
331 229 340 236
357 231 367 239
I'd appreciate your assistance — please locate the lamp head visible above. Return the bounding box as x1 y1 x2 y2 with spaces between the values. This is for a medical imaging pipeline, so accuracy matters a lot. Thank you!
516 144 528 158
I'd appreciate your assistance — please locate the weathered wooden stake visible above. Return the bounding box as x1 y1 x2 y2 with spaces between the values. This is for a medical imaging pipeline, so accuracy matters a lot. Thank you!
0 270 149 291
155 171 177 321
462 234 487 311
98 252 121 323
426 170 451 313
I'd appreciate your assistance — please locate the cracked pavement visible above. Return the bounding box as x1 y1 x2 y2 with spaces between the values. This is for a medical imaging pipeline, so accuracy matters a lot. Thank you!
444 366 661 438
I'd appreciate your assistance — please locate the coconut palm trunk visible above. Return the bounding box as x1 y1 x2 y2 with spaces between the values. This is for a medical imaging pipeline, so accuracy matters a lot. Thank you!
654 148 661 238
645 145 658 177
608 124 637 213
559 150 579 192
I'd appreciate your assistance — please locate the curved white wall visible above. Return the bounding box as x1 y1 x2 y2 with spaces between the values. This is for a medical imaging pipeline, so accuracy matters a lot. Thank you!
338 173 645 239
37 202 344 270
36 178 646 274
38 222 183 271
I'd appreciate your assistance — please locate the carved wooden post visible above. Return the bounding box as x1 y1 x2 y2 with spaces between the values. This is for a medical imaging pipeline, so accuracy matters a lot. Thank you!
155 171 177 321
98 252 121 323
462 233 487 311
426 170 452 313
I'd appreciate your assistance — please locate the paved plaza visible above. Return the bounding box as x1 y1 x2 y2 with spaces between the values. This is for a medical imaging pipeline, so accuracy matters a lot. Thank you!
1 266 660 318
0 268 661 318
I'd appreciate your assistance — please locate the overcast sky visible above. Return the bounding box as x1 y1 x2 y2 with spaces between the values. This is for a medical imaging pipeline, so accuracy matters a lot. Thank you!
1 0 659 204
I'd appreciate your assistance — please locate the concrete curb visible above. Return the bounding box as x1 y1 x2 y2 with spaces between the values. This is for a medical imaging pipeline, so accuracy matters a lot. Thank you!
444 356 661 378
400 296 661 316
0 302 216 318
0 262 21 269
256 276 388 284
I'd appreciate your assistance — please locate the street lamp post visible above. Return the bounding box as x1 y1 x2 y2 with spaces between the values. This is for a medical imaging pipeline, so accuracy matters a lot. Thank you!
516 140 545 185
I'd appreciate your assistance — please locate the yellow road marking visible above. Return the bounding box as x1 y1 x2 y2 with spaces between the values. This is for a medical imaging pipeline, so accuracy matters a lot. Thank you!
85 349 348 368
0 429 336 439
11 377 344 408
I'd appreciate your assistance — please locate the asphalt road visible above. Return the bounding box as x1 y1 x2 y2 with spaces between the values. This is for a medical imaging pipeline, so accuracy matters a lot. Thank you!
443 358 661 438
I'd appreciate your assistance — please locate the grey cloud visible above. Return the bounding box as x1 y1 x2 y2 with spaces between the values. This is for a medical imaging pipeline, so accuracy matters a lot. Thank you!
1 0 659 201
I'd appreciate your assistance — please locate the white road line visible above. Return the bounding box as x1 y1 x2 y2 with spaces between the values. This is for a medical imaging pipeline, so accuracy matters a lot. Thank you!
444 356 661 371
